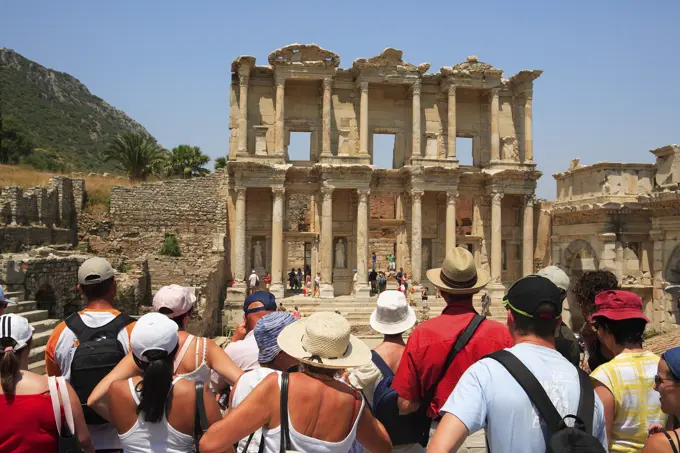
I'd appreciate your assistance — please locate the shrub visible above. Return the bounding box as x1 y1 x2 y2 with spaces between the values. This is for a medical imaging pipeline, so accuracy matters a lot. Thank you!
159 234 181 257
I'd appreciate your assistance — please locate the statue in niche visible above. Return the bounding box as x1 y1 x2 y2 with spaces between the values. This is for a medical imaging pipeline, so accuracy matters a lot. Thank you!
501 137 520 162
253 240 264 269
422 243 430 269
335 239 346 268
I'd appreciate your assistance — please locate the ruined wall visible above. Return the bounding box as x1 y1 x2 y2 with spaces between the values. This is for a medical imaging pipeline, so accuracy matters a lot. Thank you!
109 172 229 257
0 177 83 253
555 163 655 202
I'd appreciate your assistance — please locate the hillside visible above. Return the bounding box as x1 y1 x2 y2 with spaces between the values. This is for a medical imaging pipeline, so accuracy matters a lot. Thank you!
0 48 154 172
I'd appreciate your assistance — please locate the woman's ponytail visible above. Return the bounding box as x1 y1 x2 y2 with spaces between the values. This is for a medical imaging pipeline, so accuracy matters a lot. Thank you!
135 348 176 423
0 338 21 398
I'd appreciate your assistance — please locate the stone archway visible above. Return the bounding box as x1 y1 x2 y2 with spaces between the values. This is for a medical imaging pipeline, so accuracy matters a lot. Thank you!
35 284 57 317
562 239 599 331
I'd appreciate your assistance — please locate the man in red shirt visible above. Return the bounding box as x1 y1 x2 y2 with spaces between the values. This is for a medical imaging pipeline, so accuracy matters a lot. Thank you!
392 247 513 420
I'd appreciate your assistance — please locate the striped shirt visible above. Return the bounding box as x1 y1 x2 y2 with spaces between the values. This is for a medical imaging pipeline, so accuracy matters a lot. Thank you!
590 351 664 452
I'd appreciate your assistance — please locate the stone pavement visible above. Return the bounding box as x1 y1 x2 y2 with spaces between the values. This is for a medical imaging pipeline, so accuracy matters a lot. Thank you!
459 430 486 452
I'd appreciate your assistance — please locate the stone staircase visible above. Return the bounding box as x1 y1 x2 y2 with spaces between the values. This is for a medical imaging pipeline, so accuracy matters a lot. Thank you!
4 290 61 374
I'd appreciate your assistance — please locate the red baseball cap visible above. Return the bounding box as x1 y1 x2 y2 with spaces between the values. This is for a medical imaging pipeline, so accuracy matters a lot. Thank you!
589 290 650 323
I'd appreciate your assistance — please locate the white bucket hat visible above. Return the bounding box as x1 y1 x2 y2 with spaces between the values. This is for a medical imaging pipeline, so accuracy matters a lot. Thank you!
277 312 371 369
370 291 416 335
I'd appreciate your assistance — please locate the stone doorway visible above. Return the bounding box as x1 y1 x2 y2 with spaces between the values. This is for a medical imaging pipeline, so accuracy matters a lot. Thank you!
35 284 57 318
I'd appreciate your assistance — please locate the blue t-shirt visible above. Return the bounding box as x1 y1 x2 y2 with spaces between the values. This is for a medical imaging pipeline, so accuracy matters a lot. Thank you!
440 343 608 453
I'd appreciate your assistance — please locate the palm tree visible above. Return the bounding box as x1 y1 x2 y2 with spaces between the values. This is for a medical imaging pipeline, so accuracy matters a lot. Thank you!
166 144 210 179
104 132 165 181
214 156 227 171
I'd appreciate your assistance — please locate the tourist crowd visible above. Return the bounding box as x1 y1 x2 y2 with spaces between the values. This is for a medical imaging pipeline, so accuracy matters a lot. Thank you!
1 247 679 453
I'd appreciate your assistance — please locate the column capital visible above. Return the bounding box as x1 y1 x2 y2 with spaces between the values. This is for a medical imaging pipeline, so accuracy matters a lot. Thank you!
446 191 458 205
321 186 334 201
235 186 247 200
650 230 666 241
491 191 504 205
274 74 286 87
323 77 333 91
410 189 425 201
524 193 536 207
357 188 370 202
490 88 500 98
359 80 369 93
412 79 422 95
448 84 457 96
522 90 534 101
239 74 250 86
271 186 286 199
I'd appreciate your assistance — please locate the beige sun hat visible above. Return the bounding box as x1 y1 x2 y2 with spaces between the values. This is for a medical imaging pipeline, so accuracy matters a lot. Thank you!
426 246 489 295
277 312 371 369
370 291 416 335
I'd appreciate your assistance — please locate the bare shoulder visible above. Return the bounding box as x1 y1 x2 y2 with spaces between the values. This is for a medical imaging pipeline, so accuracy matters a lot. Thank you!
643 432 674 452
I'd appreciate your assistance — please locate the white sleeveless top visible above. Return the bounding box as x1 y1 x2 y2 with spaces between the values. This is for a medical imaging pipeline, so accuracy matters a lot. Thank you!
260 375 365 453
118 377 194 453
174 335 212 384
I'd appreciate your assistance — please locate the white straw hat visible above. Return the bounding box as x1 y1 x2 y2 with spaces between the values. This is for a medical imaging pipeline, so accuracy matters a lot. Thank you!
370 291 416 335
277 312 371 369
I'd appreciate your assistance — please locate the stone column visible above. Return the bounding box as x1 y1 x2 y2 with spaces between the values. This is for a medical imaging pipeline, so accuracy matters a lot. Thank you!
320 186 334 298
359 81 369 156
355 189 371 297
524 92 534 162
321 77 333 157
490 191 503 283
446 191 457 252
270 187 285 298
274 75 286 155
410 189 424 285
238 74 249 155
523 194 535 276
651 230 669 330
234 187 247 286
412 79 422 158
447 84 457 160
490 88 500 162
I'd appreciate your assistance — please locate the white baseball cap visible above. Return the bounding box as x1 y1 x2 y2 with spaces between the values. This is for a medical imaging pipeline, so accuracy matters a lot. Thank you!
536 266 570 295
130 313 179 362
0 314 35 352
152 285 196 318
78 257 115 285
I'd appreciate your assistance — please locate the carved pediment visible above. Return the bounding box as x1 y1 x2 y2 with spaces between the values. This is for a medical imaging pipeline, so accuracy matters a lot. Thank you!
268 43 340 68
231 55 256 74
442 56 503 78
352 48 430 75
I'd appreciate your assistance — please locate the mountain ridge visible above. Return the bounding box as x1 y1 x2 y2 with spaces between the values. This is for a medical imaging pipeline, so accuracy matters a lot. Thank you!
0 47 154 172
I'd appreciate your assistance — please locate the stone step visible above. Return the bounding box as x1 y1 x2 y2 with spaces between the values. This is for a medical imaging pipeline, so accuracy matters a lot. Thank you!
28 345 46 364
21 310 49 323
4 290 25 303
32 330 52 348
4 300 38 314
31 318 61 334
29 360 46 375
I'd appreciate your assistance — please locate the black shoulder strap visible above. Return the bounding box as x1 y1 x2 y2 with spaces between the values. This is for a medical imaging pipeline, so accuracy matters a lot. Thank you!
487 350 562 435
65 313 133 343
280 372 293 453
662 431 680 453
422 314 485 405
371 350 393 378
575 368 595 434
196 380 209 433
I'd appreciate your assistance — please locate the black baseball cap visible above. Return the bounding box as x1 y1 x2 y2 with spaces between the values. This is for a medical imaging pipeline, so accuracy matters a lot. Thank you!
244 291 277 315
502 275 563 319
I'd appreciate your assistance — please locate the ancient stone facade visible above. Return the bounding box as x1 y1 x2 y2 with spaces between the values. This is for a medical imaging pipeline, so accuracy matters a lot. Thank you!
224 44 542 301
544 145 680 333
0 177 84 253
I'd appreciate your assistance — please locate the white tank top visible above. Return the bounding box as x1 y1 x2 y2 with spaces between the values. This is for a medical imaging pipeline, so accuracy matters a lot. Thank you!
260 375 365 453
174 335 212 384
118 377 195 453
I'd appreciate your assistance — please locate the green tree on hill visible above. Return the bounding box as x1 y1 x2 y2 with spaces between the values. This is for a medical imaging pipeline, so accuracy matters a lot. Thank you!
214 156 227 170
104 132 166 181
166 144 210 179
0 114 35 164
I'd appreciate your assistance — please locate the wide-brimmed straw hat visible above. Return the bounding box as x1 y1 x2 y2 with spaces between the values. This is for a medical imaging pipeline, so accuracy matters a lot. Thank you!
277 312 371 369
426 247 489 295
370 291 416 335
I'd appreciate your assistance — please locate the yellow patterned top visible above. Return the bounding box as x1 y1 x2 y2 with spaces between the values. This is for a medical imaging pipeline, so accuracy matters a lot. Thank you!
591 351 665 452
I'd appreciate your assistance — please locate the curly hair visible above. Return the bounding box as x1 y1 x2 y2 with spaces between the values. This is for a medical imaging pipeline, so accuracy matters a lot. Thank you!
571 270 619 317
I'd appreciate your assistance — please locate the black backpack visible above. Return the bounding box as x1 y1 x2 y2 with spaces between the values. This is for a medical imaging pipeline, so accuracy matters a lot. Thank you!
65 313 134 425
370 314 485 447
486 350 606 453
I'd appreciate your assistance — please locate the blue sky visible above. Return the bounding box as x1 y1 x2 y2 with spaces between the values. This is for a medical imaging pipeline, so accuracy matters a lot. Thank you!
2 0 678 199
